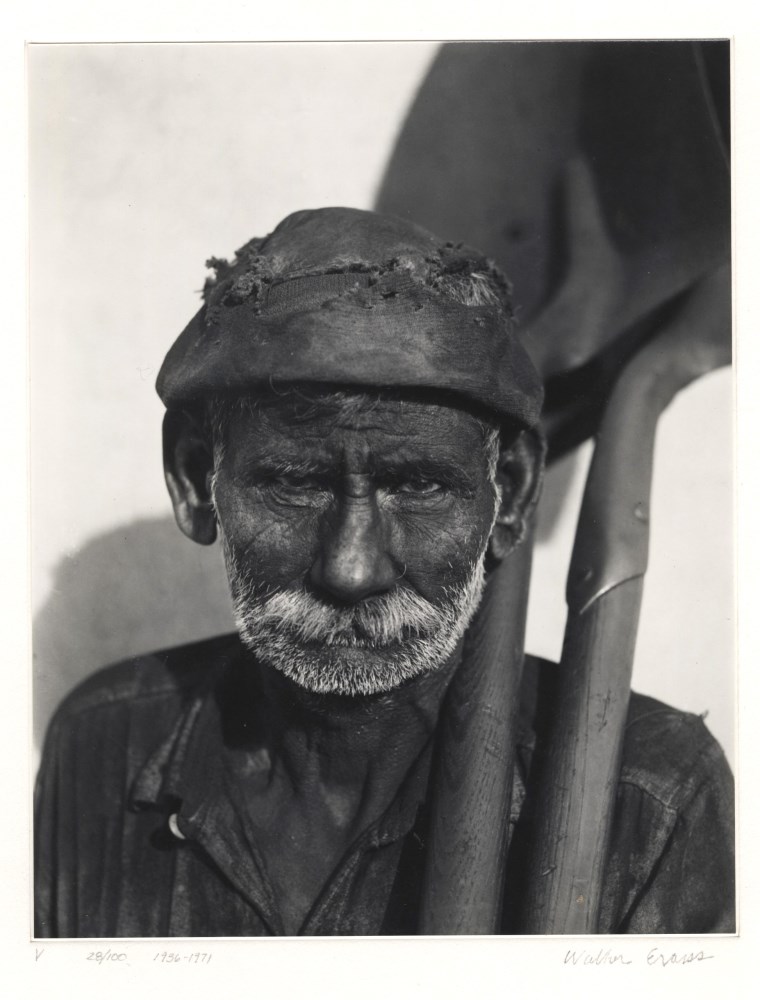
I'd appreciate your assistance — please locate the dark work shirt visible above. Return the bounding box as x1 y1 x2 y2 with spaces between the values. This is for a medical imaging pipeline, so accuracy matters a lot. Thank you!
34 633 735 937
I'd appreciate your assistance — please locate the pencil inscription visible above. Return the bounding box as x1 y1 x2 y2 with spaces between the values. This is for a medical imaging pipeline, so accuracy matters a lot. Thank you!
564 948 633 966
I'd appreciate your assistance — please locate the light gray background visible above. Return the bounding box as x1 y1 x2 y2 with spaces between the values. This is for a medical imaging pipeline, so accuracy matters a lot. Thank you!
29 42 734 767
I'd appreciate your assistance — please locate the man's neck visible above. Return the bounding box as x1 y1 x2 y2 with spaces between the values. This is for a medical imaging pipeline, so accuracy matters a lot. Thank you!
251 648 461 831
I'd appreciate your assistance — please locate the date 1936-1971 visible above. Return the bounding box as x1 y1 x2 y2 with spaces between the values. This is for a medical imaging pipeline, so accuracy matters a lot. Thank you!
154 952 212 964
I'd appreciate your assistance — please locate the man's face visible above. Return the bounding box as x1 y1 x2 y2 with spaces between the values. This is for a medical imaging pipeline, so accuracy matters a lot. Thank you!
210 393 501 696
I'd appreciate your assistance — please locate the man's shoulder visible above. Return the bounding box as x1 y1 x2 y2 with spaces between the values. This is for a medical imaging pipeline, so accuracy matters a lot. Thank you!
49 632 244 726
522 655 732 808
620 690 732 808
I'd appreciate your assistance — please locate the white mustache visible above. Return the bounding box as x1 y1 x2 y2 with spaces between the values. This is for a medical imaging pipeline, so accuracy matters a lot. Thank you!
249 584 462 648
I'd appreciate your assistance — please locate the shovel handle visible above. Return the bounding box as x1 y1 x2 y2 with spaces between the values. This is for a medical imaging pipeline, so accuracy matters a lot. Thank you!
520 264 730 933
419 529 534 933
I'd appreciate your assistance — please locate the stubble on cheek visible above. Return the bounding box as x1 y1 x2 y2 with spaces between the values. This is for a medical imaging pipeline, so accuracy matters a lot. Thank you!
394 501 497 598
215 488 322 594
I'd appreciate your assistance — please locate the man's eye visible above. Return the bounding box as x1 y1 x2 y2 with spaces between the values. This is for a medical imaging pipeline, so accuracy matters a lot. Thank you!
394 480 444 496
272 476 323 491
263 476 330 506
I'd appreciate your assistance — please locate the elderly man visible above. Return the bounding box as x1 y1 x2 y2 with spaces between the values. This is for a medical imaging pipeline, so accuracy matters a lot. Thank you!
34 208 734 937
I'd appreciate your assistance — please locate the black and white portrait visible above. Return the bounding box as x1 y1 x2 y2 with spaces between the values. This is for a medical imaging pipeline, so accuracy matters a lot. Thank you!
28 39 735 944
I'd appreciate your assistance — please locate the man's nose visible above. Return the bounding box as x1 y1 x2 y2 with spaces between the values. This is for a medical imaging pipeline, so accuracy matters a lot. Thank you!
310 496 399 603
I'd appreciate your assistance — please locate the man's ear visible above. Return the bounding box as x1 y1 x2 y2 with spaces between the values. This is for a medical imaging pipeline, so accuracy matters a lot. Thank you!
488 427 546 562
162 408 217 545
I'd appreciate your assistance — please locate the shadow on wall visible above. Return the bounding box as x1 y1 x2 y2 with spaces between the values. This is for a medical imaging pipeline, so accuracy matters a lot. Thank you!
33 455 577 752
33 515 236 751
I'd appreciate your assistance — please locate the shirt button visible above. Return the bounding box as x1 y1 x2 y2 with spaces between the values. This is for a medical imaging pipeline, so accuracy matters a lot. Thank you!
168 813 187 841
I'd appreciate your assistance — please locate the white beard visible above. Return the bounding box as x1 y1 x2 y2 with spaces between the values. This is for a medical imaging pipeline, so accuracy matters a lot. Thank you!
219 535 489 697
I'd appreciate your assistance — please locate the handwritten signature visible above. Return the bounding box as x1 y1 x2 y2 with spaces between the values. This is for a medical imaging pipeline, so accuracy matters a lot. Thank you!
565 948 632 966
646 947 714 967
564 947 714 968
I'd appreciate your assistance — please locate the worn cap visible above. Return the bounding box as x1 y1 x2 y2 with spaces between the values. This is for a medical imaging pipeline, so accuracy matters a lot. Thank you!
156 207 543 428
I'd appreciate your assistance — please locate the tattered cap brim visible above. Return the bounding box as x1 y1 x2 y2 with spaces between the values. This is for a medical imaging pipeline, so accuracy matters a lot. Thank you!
156 207 544 428
157 287 543 428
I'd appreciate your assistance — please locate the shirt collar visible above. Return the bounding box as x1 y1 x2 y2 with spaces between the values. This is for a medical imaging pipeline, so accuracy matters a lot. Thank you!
129 644 539 842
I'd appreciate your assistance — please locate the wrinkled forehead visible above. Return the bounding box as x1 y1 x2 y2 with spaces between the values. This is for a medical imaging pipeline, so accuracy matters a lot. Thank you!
211 386 502 462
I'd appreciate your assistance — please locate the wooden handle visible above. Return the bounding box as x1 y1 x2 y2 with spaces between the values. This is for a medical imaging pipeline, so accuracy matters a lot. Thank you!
519 264 730 933
520 578 642 933
419 530 534 934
